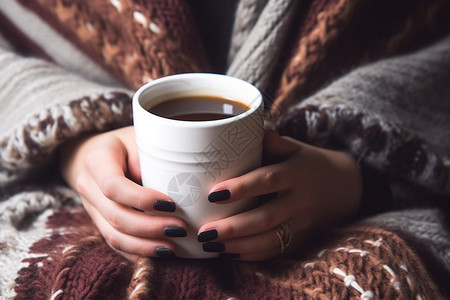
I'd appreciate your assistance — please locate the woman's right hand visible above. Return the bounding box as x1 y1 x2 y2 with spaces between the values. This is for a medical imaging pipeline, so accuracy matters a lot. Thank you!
60 126 188 261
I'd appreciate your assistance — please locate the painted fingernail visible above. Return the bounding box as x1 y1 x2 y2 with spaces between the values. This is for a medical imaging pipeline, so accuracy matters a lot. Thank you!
153 200 176 212
208 189 230 203
197 229 218 242
202 242 225 252
155 247 176 258
219 253 240 259
164 226 187 237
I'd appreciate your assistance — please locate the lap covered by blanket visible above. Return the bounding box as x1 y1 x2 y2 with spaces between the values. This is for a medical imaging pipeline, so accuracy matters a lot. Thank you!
2 202 443 300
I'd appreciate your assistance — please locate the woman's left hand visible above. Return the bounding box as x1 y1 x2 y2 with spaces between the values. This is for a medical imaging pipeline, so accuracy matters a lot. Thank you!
197 130 362 261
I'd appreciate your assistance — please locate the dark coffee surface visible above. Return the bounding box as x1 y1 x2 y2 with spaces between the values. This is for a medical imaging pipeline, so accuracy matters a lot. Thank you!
167 112 234 121
149 95 249 121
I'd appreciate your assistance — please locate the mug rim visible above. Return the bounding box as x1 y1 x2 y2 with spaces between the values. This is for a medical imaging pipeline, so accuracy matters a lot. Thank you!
132 73 263 128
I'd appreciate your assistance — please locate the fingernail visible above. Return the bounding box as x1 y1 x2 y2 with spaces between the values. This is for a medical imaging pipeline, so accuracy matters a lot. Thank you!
219 253 240 259
202 242 225 252
197 229 218 242
164 226 187 237
208 189 230 203
155 247 176 258
153 200 176 212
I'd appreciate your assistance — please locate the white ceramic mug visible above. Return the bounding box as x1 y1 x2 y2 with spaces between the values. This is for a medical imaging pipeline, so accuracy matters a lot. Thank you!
133 73 264 258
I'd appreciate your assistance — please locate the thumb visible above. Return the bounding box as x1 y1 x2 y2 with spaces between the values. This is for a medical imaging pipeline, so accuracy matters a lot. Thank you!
263 130 300 163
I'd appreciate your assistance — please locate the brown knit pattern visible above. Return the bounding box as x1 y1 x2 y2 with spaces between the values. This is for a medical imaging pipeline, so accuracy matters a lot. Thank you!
18 0 210 89
271 0 450 116
14 208 133 300
14 207 444 299
227 227 444 299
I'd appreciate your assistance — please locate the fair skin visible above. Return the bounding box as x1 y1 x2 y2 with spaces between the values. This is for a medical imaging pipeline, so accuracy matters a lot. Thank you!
61 126 362 262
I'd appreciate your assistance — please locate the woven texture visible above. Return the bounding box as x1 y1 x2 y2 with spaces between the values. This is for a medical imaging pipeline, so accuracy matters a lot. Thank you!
1 0 450 298
12 208 443 300
16 0 210 89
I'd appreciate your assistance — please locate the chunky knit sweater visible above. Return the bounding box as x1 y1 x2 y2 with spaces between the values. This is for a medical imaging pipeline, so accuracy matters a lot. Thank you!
1 0 450 299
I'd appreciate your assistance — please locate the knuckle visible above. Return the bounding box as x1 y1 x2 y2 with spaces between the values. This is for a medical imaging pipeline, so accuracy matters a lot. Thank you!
136 219 160 237
261 168 281 189
107 210 122 231
230 183 245 200
99 176 119 200
134 190 150 211
135 245 151 257
105 231 121 251
84 149 101 169
218 222 235 238
75 173 88 196
257 209 275 230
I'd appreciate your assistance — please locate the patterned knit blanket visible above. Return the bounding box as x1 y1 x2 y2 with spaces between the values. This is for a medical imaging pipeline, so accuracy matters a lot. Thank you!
1 0 450 299
9 207 443 299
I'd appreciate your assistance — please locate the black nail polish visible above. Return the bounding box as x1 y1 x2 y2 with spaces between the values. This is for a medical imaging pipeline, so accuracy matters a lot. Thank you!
219 253 240 259
197 229 218 242
208 190 231 203
153 200 176 212
155 247 176 258
164 226 187 237
202 242 225 252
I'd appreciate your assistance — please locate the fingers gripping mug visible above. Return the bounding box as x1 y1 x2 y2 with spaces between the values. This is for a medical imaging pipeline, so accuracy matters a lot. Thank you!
133 73 264 258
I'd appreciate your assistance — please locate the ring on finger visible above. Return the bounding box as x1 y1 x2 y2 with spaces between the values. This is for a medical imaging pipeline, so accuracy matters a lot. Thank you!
273 221 293 254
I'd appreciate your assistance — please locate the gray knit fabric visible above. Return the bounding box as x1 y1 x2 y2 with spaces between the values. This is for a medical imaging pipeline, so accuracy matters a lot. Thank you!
227 0 300 90
279 37 450 194
227 0 268 63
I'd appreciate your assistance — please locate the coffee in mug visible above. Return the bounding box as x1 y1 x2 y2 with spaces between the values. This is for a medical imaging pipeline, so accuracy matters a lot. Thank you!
148 95 250 121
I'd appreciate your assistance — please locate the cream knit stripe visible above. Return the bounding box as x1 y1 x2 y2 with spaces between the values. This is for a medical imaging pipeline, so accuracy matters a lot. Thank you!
0 187 79 226
0 0 120 87
0 49 132 185
0 36 12 52
0 185 80 300
227 0 299 91
228 0 268 63
0 49 130 135
0 208 54 299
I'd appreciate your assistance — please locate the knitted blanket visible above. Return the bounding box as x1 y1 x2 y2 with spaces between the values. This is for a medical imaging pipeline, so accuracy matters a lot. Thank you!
10 208 445 299
1 0 450 299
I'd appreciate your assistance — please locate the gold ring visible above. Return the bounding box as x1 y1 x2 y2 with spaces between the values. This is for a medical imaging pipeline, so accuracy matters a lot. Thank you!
273 221 293 254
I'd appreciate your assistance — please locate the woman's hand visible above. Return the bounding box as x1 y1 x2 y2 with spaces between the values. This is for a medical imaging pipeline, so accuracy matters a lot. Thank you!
197 130 363 261
60 126 188 261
